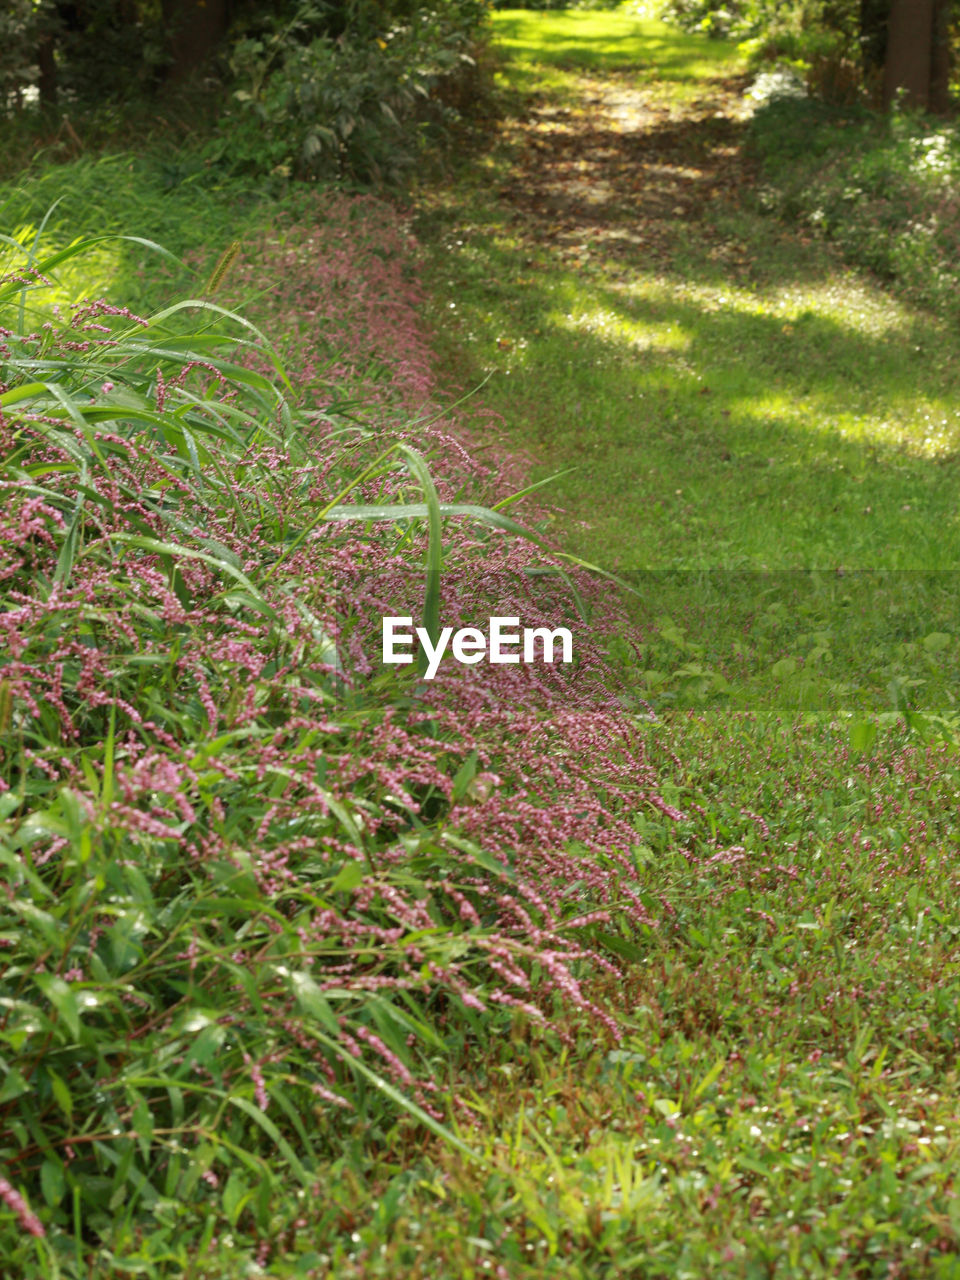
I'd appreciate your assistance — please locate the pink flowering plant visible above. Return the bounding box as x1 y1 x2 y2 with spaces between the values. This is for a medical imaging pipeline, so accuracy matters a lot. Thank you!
0 195 672 1270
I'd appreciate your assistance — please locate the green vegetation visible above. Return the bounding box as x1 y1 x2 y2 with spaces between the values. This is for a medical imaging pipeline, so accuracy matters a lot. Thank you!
2 192 637 1277
420 10 960 572
0 154 269 309
4 2 960 1276
749 95 960 324
416 6 960 725
0 0 490 186
408 13 960 1272
255 712 960 1278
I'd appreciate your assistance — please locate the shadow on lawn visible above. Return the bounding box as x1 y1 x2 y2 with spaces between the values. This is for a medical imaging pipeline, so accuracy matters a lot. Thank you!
420 7 960 578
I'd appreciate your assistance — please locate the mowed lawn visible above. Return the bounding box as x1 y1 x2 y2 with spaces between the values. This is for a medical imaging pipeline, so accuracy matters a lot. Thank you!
400 10 960 1279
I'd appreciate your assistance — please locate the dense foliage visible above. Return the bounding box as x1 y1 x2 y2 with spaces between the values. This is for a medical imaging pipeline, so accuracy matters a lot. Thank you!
0 0 491 185
216 0 490 181
749 94 960 319
0 192 674 1273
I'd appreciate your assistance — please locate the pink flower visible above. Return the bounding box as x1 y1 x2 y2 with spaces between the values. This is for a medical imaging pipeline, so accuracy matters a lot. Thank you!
0 1176 45 1237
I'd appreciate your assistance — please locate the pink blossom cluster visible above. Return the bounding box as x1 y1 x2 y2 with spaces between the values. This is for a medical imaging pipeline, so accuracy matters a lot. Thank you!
0 192 677 1159
0 1176 44 1238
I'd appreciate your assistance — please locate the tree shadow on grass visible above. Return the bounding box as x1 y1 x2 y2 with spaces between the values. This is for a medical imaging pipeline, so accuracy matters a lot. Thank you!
425 238 960 568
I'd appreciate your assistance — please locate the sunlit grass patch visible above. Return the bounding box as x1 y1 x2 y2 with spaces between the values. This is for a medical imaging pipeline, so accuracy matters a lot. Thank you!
0 222 126 311
0 151 269 313
492 7 742 81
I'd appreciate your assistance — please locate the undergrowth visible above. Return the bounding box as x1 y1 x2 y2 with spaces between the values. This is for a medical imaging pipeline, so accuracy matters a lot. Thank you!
4 7 960 1277
748 95 960 324
0 191 680 1276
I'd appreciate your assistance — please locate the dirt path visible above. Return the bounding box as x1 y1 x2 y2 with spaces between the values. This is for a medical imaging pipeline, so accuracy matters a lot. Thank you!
493 69 755 271
417 20 960 572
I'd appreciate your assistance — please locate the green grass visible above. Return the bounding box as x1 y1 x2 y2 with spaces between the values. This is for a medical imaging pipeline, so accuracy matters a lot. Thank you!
492 5 740 97
416 136 960 570
0 150 282 313
196 711 960 1278
415 6 960 725
401 19 960 1273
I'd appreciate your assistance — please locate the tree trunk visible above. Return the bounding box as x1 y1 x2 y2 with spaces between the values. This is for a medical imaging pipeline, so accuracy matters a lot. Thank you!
929 0 952 113
859 0 889 105
37 33 58 110
883 0 934 109
163 0 229 80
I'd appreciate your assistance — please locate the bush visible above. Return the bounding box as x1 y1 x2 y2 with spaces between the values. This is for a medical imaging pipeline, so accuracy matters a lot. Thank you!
0 195 670 1272
213 0 491 183
748 95 960 319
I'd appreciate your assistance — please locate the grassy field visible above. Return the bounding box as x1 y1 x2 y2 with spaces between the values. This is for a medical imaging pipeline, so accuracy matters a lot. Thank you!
418 11 960 565
3 5 960 1278
415 5 960 724
402 8 960 1277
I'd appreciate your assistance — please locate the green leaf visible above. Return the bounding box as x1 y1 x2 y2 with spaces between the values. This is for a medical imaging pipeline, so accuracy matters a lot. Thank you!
102 701 116 808
41 1158 65 1207
228 1096 312 1188
322 500 545 545
131 1095 154 1161
491 468 577 511
693 1057 726 1098
397 446 443 671
0 1067 30 1103
290 972 340 1034
46 1066 73 1120
923 631 951 653
451 751 479 804
34 973 80 1039
222 1171 250 1227
0 381 50 407
590 929 646 962
329 860 364 894
304 1025 478 1161
442 833 513 881
850 719 877 754
99 533 265 598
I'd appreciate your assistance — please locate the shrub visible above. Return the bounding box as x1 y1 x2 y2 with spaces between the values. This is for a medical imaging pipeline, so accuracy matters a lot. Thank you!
214 0 491 183
748 95 960 320
0 195 671 1272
